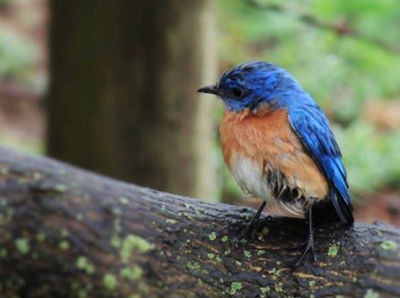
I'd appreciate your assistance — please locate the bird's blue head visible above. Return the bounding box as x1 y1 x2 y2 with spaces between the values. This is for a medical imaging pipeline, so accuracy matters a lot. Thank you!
198 61 304 112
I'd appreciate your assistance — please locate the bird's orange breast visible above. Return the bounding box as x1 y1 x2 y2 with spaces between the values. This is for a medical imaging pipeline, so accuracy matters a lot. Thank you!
220 107 328 200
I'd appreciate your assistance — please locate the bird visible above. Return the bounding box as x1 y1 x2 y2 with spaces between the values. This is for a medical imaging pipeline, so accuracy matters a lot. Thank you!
197 61 353 266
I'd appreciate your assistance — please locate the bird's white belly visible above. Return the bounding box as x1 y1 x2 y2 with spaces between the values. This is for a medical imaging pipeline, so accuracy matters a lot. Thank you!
230 152 306 217
230 153 272 203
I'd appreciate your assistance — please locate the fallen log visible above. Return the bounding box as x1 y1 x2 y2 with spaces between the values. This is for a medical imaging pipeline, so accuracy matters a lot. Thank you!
0 146 399 298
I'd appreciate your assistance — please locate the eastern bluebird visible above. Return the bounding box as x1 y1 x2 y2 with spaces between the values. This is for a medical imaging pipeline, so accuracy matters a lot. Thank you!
198 61 353 266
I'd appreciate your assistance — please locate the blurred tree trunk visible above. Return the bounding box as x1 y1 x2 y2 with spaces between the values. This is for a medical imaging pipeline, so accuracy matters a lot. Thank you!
47 0 218 199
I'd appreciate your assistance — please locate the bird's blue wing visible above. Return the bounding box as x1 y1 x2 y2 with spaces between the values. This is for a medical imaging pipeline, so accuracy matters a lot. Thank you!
288 104 354 224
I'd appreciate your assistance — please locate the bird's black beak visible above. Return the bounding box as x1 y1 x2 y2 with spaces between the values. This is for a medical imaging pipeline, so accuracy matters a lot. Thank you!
197 85 220 96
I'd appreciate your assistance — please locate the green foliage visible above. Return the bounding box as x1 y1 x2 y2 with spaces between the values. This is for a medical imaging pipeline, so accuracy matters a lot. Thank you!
337 121 400 197
0 28 36 83
218 0 400 199
0 131 44 155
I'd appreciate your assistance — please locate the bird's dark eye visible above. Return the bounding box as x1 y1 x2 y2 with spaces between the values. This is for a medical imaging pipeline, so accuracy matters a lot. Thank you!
232 87 244 99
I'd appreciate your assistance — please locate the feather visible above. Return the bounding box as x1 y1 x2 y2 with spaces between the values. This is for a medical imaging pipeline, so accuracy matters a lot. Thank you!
288 104 354 224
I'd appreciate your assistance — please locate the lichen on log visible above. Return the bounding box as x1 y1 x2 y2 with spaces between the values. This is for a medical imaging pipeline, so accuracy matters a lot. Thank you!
0 146 399 298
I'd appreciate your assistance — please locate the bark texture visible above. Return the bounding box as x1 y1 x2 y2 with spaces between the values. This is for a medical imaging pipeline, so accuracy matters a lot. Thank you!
47 0 218 199
0 146 399 298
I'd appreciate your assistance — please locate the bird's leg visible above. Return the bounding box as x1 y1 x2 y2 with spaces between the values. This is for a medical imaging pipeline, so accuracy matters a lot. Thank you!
293 207 317 268
234 201 266 244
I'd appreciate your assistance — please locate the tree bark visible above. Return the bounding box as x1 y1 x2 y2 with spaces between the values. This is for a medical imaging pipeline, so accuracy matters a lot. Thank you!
47 0 218 199
0 146 399 298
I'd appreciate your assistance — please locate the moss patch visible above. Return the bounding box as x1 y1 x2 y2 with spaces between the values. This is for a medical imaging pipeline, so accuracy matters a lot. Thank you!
121 266 143 281
328 243 339 258
76 256 95 275
364 289 379 298
15 238 30 255
275 282 283 292
103 274 118 290
268 268 281 280
257 250 265 256
119 197 129 205
380 240 397 251
121 234 154 262
59 240 70 250
260 286 270 297
229 282 243 295
111 234 121 248
208 232 217 241
207 253 215 259
54 184 67 192
186 261 201 272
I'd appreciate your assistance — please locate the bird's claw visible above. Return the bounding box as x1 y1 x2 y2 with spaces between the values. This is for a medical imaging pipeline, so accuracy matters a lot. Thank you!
232 202 267 246
292 235 317 269
232 223 256 247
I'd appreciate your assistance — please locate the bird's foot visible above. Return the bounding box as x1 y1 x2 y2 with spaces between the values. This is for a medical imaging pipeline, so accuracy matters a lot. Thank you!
292 234 317 269
231 202 267 247
257 214 273 227
232 215 273 247
232 221 258 247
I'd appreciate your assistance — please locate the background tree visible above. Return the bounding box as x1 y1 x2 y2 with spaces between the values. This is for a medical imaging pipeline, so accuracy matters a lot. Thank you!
47 0 218 200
